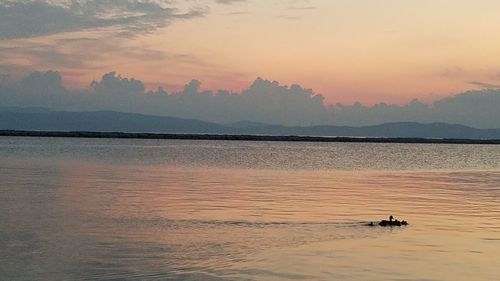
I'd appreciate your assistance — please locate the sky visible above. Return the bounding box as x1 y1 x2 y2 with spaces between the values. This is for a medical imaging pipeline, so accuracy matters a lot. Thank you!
2 0 500 106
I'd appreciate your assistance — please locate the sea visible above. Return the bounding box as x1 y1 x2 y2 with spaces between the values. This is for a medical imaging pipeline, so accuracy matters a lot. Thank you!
0 137 499 281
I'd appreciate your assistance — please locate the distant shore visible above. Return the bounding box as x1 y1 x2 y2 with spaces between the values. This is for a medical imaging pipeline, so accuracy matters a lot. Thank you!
1 130 500 144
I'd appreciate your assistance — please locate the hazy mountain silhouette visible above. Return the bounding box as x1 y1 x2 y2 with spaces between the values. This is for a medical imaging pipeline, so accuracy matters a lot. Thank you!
279 122 500 139
1 109 500 139
0 110 227 134
0 106 53 114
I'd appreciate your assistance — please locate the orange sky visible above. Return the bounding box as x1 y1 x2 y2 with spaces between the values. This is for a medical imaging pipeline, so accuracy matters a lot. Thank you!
2 0 500 105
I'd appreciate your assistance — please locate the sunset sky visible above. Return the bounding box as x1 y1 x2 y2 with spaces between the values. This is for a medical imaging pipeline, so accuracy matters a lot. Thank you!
1 0 500 105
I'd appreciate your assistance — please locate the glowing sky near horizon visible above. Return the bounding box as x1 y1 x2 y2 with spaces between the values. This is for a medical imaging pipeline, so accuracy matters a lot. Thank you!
1 0 500 105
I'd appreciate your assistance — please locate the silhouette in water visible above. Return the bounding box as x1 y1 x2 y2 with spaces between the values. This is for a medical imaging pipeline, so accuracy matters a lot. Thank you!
379 215 408 226
368 215 408 227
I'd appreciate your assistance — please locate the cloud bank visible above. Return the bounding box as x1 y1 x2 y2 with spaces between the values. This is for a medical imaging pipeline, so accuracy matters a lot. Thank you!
0 0 203 39
1 71 500 128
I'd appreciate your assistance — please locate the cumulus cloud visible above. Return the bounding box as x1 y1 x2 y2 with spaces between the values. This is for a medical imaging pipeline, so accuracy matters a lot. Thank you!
0 0 204 39
0 71 330 126
331 90 500 129
430 89 500 128
0 71 80 107
331 100 433 127
1 71 500 128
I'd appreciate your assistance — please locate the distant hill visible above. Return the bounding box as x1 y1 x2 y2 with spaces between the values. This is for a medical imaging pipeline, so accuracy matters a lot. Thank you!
1 109 500 139
249 122 500 139
0 106 54 114
0 110 228 134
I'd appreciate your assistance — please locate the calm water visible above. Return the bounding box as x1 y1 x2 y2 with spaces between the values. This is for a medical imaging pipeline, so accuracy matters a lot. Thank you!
1 137 500 281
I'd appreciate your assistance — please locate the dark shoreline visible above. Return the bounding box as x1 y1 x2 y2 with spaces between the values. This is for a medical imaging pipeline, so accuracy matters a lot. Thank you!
1 130 500 144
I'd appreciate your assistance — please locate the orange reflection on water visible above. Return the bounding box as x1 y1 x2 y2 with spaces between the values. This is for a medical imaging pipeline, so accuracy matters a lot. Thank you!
5 159 500 281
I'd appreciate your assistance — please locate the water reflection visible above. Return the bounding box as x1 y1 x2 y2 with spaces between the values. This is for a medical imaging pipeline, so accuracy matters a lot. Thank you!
2 137 500 171
1 138 500 280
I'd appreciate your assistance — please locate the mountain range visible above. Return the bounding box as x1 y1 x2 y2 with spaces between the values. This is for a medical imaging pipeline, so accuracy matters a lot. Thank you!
1 108 500 139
